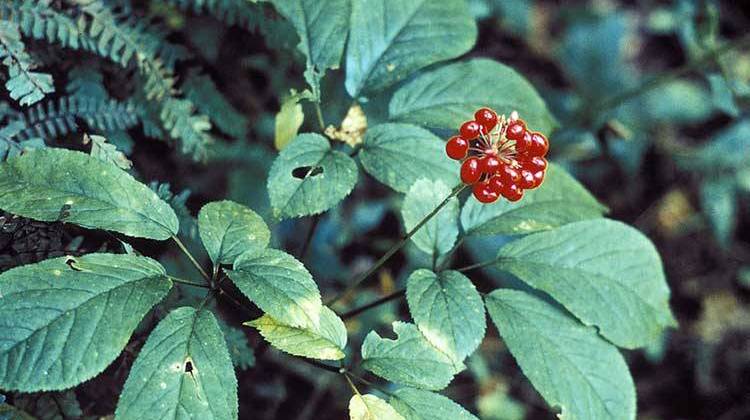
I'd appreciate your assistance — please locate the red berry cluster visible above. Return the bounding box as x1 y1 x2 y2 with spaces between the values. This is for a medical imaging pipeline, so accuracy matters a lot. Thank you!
445 108 549 204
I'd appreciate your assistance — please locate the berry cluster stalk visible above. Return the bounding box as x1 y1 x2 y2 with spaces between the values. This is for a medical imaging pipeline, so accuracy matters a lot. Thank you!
326 183 467 306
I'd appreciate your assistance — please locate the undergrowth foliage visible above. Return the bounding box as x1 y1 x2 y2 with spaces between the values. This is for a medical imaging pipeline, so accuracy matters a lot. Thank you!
0 1 691 419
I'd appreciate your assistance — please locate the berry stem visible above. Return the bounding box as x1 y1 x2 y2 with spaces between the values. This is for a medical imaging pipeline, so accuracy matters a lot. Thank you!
325 184 467 306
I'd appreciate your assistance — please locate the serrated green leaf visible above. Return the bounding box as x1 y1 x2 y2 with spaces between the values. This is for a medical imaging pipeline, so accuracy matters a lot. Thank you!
0 148 178 240
227 248 322 329
390 387 477 420
349 394 404 420
700 177 737 246
0 253 172 392
389 59 556 134
361 322 459 391
198 200 270 265
345 0 477 97
485 289 636 420
496 219 676 349
402 179 459 260
460 164 606 236
271 0 349 97
267 133 358 219
676 119 750 172
360 123 459 193
246 306 347 360
406 269 485 365
115 307 237 420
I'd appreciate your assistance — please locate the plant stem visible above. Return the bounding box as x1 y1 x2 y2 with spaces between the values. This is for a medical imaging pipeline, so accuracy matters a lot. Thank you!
341 289 405 320
580 33 750 123
457 257 501 273
296 357 342 374
169 276 211 289
325 184 466 306
314 102 326 132
171 235 210 281
299 215 321 261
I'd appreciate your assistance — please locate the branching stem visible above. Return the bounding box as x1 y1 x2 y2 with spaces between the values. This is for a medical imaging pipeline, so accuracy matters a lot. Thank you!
171 235 210 282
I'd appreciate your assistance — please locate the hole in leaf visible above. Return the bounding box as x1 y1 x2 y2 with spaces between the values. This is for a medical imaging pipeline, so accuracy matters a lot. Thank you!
292 166 323 179
58 204 71 221
184 360 194 373
65 257 81 271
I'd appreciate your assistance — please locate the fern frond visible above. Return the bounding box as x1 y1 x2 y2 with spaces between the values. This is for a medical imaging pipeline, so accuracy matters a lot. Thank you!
0 119 43 161
14 96 138 140
159 97 212 158
183 72 248 140
164 0 261 30
0 0 85 51
0 20 54 106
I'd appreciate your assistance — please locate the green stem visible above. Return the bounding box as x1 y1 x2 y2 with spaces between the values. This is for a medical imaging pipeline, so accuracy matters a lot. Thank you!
299 215 321 261
340 289 405 320
579 33 750 124
169 276 211 289
314 102 326 132
325 184 466 306
456 257 501 273
171 235 210 281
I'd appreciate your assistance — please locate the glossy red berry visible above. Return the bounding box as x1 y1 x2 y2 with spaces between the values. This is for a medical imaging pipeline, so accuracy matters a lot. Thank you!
445 136 469 160
528 132 549 157
479 155 501 174
460 157 482 184
505 120 526 141
515 131 533 155
502 182 524 202
460 121 482 140
531 169 545 188
474 108 498 132
498 165 520 185
488 175 504 194
473 181 499 203
518 169 535 189
522 156 547 172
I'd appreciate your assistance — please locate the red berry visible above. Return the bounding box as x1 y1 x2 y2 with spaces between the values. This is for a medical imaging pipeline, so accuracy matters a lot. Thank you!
522 156 547 172
460 121 482 140
506 120 526 141
528 132 549 157
501 182 524 202
518 169 535 189
460 157 482 184
488 175 504 194
479 155 501 174
473 181 499 203
498 165 520 185
515 131 533 155
531 170 545 188
474 108 498 132
445 136 469 160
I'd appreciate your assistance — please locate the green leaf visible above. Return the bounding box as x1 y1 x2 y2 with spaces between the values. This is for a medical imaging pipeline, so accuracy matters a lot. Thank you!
406 269 485 365
390 387 477 420
349 394 404 420
245 306 347 361
389 59 556 134
485 289 636 420
360 123 459 193
198 200 271 265
402 179 459 260
0 253 172 392
460 164 606 236
0 148 178 240
271 0 350 97
700 177 737 246
115 307 237 420
227 248 322 329
676 119 750 172
345 0 477 97
496 219 676 349
267 133 358 219
275 93 306 150
361 321 459 391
